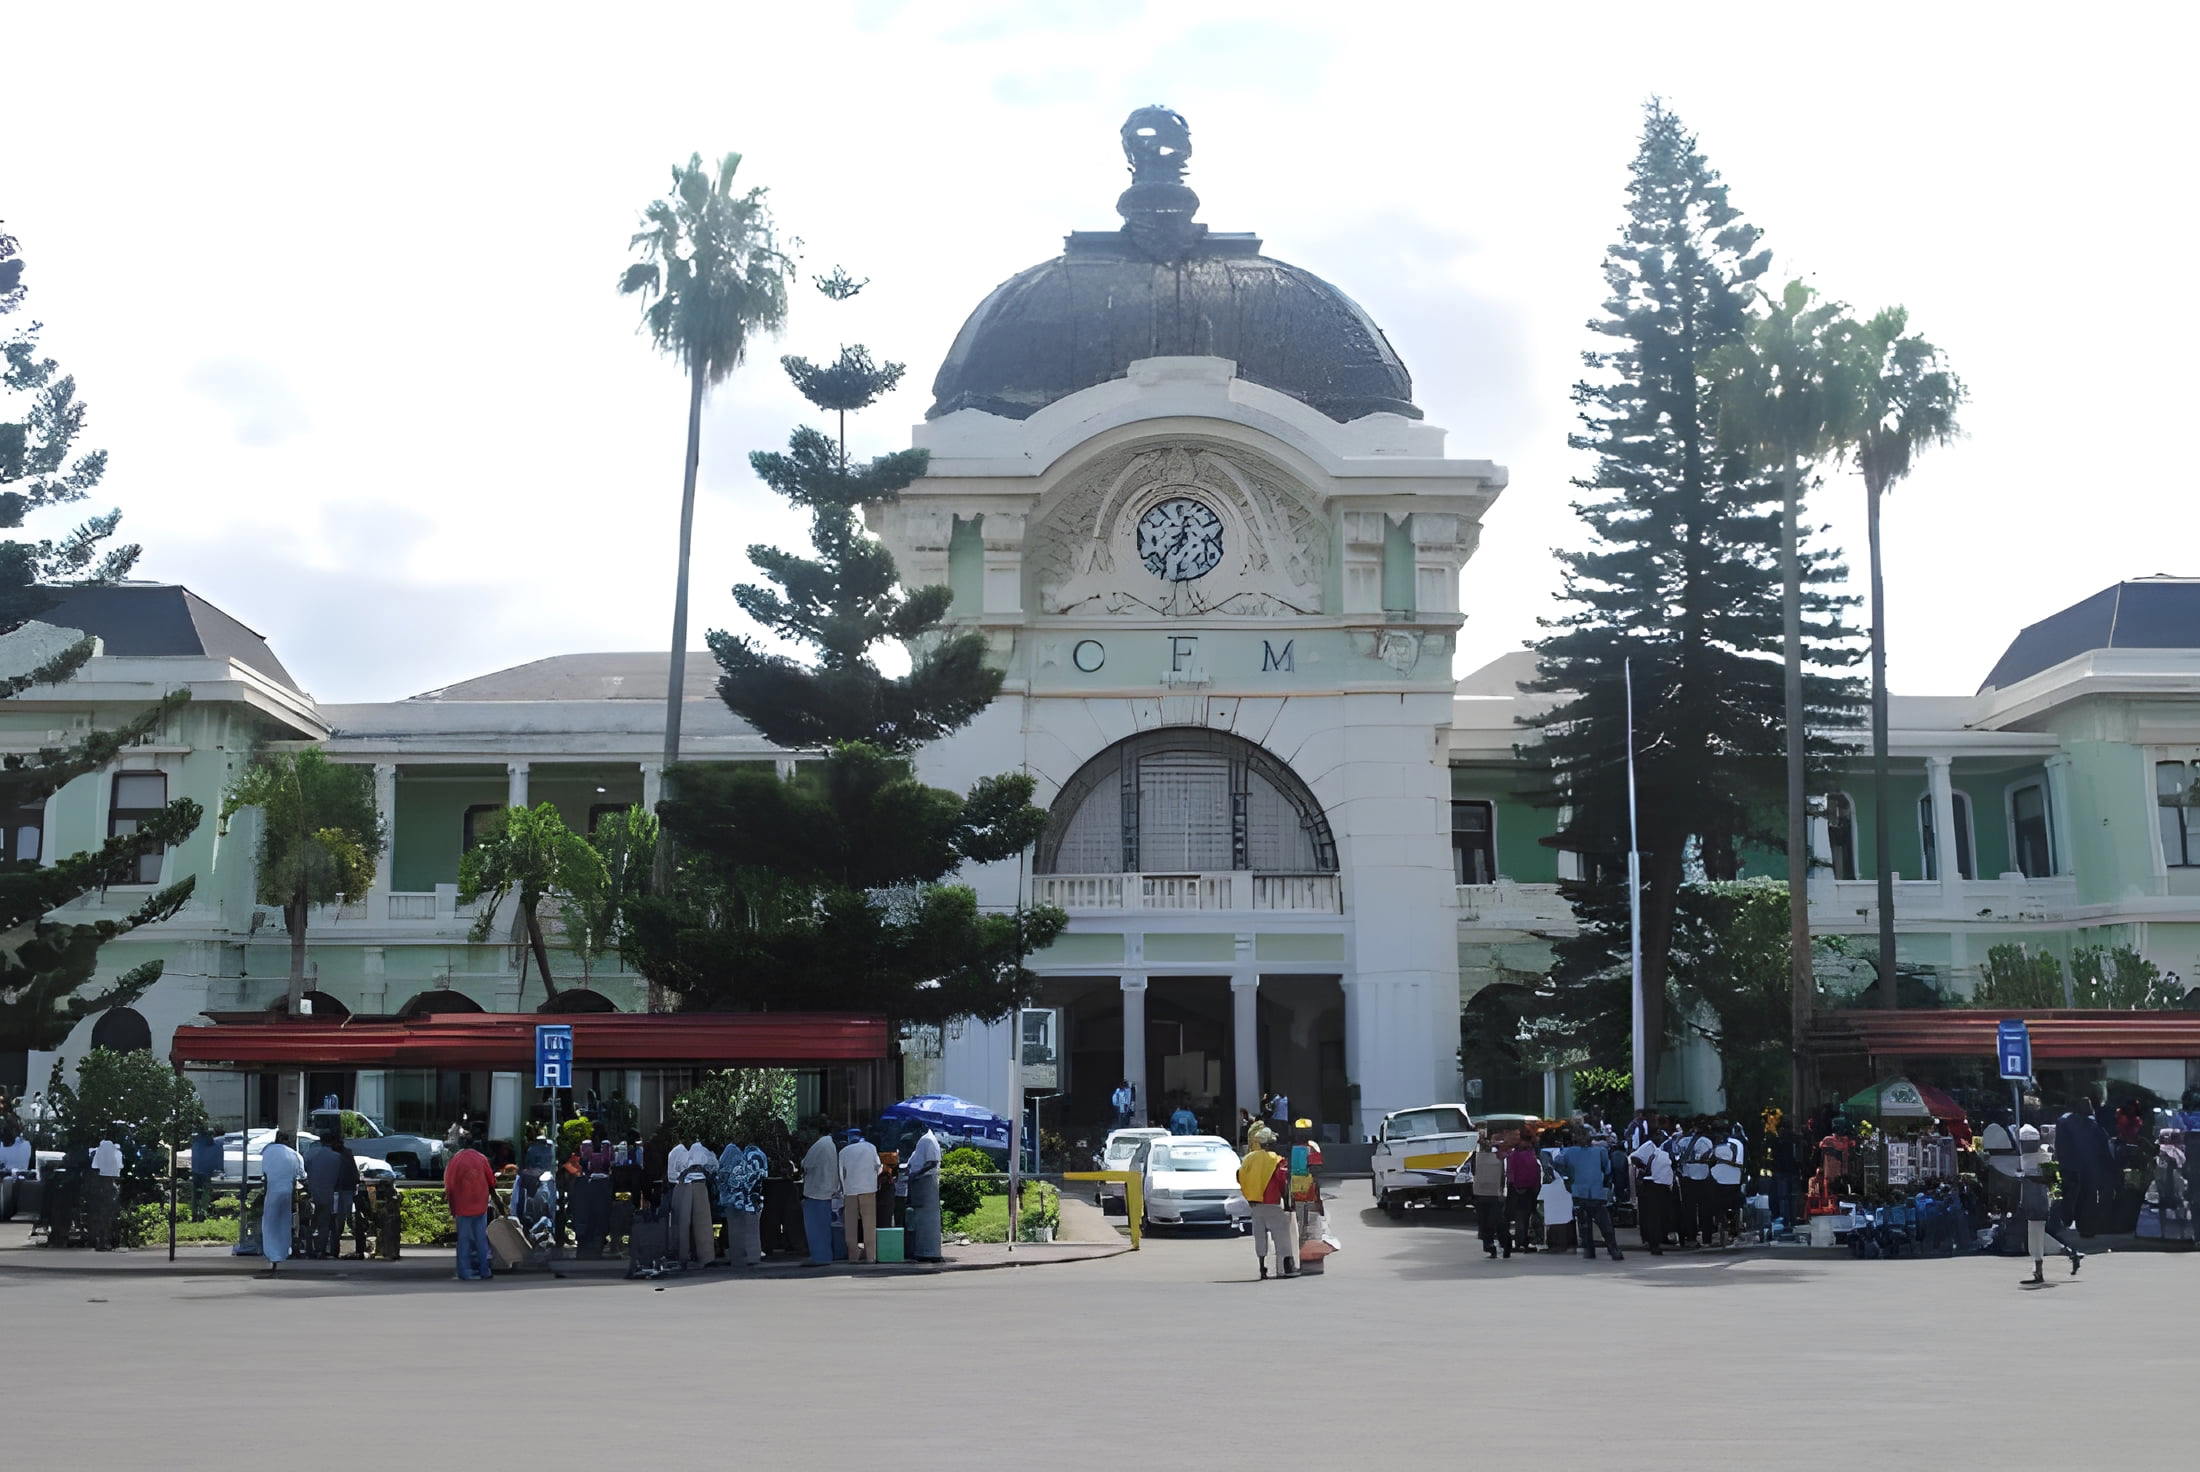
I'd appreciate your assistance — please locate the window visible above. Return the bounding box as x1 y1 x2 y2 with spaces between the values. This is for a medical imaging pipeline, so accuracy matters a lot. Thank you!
1825 793 1858 881
462 804 503 851
1919 791 1975 882
2010 782 2054 878
108 771 168 883
1036 730 1337 876
2159 761 2198 868
89 1005 151 1053
1452 800 1496 885
3 800 41 864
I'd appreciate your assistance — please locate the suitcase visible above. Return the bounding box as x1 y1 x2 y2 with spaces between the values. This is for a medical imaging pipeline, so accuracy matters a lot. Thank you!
627 1206 675 1277
487 1215 530 1271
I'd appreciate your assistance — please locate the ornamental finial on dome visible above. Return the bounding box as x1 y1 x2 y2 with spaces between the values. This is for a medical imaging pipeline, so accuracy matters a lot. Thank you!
1117 106 1205 264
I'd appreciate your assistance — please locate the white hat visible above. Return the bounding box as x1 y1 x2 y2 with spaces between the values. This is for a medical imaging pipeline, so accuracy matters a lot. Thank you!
2017 1124 2042 1143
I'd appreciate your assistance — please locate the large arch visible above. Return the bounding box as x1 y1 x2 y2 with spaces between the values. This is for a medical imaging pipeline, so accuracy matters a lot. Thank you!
397 990 486 1020
538 989 617 1014
1036 727 1337 875
89 1006 151 1053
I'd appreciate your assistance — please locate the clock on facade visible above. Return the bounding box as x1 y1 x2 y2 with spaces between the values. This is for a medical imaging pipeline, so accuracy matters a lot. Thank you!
1136 497 1225 582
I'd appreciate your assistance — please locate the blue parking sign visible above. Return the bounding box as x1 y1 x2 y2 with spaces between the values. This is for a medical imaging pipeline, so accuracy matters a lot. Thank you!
535 1023 574 1089
1996 1018 2031 1081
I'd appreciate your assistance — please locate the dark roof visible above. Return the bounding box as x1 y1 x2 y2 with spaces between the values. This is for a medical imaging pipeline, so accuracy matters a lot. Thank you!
929 240 1419 425
41 583 301 693
410 652 724 702
1980 579 2200 691
927 109 1416 426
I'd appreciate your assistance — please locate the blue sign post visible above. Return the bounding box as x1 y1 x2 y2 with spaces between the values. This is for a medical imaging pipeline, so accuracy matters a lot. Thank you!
1998 1017 2032 1143
535 1024 574 1090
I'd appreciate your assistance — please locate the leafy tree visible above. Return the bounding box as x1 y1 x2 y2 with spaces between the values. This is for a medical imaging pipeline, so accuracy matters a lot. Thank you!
2067 946 2192 1010
0 225 202 1064
618 154 793 801
1972 944 2064 1009
459 803 605 1004
557 802 658 977
45 1045 209 1152
1520 103 1857 1103
1843 310 1965 1002
628 271 1065 1022
667 1067 796 1150
220 748 382 1015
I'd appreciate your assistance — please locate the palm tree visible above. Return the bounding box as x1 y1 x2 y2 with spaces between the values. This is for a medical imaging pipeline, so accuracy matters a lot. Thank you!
1847 309 1965 1007
221 749 382 1016
459 803 606 1006
1708 279 1865 1108
619 154 792 858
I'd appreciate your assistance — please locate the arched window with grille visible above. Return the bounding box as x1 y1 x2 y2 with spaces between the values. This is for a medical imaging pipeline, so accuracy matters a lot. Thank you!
1036 730 1337 876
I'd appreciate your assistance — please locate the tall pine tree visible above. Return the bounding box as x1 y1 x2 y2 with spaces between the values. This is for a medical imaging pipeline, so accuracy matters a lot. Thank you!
1519 104 1858 1101
624 268 1065 1022
0 225 203 1068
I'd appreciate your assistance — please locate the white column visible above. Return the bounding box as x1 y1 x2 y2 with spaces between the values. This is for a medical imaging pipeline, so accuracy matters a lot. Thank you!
1230 973 1260 1116
1120 975 1148 1126
2043 753 2075 875
639 762 663 814
1928 755 1960 904
370 763 397 902
489 1072 521 1146
506 760 530 810
774 757 797 783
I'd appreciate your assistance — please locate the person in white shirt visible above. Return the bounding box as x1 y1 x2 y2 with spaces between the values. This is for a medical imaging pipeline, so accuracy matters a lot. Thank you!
259 1131 306 1269
1673 1120 1714 1249
1708 1122 1747 1248
837 1130 883 1263
81 1131 129 1250
1629 1125 1677 1255
668 1137 715 1266
800 1128 843 1266
899 1128 945 1264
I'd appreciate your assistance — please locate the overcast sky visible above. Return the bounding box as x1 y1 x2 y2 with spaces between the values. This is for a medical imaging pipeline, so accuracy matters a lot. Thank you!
7 2 2191 703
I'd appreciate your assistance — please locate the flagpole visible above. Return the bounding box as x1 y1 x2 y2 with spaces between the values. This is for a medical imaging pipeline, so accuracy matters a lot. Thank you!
1626 657 1646 1114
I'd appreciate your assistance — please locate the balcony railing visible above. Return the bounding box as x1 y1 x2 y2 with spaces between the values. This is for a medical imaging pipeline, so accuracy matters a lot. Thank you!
1032 872 1342 914
1456 880 1578 931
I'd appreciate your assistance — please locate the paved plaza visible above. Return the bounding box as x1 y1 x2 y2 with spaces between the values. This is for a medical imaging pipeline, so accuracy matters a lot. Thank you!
5 1179 2191 1470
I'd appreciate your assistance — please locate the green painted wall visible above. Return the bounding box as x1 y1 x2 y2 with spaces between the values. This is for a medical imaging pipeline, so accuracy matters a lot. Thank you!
1254 932 1345 963
1033 931 1124 966
1449 768 1558 883
1145 932 1234 963
391 771 505 890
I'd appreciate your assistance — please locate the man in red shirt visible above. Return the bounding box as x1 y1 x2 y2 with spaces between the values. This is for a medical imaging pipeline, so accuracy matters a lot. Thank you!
443 1133 497 1281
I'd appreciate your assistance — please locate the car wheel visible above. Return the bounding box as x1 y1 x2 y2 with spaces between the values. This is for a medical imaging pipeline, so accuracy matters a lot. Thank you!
1381 1191 1405 1220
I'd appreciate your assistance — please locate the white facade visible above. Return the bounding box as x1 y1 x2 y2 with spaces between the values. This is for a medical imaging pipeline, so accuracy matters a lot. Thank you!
876 355 1505 1139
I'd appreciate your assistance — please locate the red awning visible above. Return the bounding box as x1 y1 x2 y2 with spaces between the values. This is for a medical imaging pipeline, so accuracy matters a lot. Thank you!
1811 1009 2200 1061
170 1011 889 1070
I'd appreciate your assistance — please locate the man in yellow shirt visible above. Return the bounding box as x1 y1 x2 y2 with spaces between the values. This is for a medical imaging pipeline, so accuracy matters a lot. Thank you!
1237 1138 1296 1279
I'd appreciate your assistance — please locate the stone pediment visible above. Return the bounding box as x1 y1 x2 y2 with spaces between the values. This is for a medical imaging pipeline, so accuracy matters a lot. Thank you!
1027 440 1326 619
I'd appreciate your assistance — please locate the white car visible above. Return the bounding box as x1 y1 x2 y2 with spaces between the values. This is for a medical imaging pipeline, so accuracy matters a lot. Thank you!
1370 1103 1480 1217
192 1130 400 1183
1092 1127 1170 1213
1131 1134 1251 1231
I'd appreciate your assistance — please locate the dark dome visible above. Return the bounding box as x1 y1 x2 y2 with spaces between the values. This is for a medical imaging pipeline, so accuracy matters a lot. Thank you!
927 108 1417 425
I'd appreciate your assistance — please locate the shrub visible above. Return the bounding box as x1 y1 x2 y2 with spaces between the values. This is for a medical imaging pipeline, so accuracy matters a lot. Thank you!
1017 1181 1060 1241
668 1069 798 1149
941 1145 995 1176
398 1187 456 1246
939 1159 988 1220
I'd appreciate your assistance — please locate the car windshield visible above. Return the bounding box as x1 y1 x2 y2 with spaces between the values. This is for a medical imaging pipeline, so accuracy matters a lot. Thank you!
1387 1108 1472 1140
1153 1144 1235 1173
1106 1134 1160 1161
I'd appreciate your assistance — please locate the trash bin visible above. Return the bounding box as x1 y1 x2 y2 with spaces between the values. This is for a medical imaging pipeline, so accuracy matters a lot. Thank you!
874 1226 905 1263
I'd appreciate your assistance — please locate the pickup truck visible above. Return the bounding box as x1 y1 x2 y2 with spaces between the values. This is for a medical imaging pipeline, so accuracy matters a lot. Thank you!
1370 1103 1480 1217
305 1109 443 1179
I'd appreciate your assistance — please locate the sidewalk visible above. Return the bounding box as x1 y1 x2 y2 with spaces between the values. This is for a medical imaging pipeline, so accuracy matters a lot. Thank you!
0 1221 1128 1281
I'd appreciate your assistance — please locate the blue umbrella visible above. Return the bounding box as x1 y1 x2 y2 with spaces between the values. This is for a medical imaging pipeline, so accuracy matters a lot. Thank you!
877 1095 1012 1150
